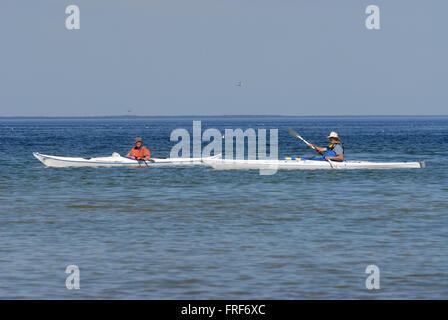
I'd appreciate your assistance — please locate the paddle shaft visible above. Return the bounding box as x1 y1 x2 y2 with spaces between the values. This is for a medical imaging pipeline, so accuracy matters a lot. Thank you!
138 158 154 167
288 128 321 154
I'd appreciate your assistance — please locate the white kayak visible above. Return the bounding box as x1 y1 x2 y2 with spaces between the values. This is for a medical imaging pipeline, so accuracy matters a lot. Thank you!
33 152 220 168
203 158 425 170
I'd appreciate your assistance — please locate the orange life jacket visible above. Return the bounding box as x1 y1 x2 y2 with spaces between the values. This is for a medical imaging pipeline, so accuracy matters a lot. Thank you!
128 146 150 158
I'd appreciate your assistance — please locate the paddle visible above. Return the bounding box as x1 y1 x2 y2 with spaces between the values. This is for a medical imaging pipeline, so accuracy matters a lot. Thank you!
288 128 334 169
138 158 155 167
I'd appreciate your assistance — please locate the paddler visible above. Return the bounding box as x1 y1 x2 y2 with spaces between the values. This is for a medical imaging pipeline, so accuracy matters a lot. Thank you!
126 137 151 160
309 132 344 161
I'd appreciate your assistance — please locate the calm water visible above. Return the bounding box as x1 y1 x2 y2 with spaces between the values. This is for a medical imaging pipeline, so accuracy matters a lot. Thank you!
0 116 447 299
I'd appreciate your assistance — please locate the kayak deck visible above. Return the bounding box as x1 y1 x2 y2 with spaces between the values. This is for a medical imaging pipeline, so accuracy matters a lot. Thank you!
33 152 220 168
34 152 424 170
203 158 425 170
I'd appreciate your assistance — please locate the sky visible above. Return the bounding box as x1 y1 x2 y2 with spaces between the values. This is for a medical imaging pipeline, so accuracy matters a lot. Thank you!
0 0 447 116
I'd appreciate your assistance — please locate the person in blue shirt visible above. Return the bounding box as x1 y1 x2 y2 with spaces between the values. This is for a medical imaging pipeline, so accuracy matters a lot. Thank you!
309 132 344 162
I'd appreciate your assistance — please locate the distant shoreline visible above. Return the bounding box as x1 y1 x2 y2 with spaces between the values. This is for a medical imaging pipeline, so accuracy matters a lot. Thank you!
1 115 447 119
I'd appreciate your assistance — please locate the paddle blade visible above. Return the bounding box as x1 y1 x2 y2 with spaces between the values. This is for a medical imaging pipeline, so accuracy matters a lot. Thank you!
288 127 317 152
288 127 300 138
288 127 308 144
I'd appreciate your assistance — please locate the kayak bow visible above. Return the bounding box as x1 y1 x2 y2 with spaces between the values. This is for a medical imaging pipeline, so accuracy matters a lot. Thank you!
203 158 425 170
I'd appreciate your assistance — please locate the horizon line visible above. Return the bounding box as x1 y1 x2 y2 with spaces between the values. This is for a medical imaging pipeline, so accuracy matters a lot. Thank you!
1 114 448 119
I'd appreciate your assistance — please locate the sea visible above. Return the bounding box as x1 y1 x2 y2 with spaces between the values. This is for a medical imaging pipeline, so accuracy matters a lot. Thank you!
0 116 447 299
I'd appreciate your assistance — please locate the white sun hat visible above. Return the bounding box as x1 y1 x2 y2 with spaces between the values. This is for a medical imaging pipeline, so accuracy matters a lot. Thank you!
327 131 340 139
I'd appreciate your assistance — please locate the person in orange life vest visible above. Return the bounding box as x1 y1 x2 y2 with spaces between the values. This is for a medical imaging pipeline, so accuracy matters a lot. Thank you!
126 137 151 160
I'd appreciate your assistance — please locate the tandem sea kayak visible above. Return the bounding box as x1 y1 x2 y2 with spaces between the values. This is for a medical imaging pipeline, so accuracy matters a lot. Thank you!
203 158 425 170
33 152 220 168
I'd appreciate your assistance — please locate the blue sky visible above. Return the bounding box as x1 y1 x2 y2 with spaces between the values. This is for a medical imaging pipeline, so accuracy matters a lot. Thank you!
0 0 446 116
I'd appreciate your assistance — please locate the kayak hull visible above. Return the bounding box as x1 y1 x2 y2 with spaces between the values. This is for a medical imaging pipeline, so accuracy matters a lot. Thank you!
33 152 220 168
203 159 425 170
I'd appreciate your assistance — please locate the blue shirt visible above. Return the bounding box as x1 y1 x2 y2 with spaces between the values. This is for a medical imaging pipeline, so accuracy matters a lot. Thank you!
332 144 344 156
